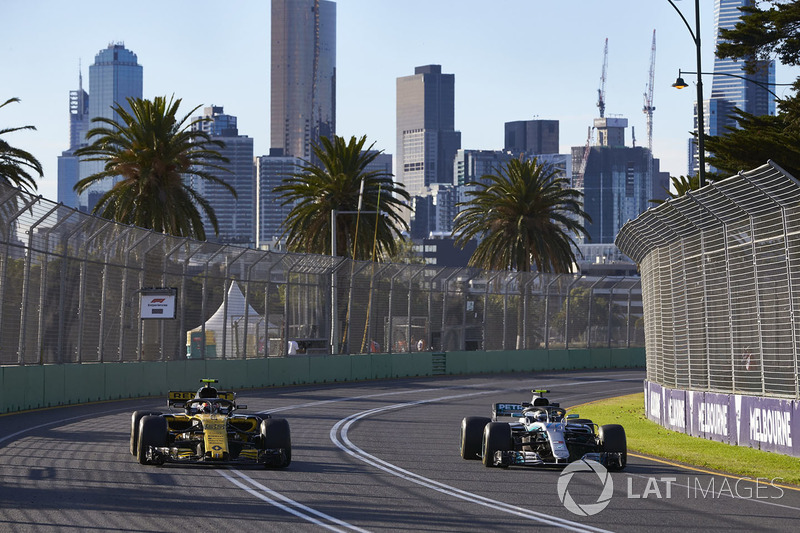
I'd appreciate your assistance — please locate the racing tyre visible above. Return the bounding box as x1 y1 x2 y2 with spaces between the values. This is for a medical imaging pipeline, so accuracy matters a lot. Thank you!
599 424 627 471
460 417 490 460
137 415 168 465
130 410 162 456
481 422 512 468
261 418 292 468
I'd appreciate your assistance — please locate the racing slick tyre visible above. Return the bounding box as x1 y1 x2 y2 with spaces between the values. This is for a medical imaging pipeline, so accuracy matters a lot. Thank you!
137 415 168 465
460 417 490 460
261 418 292 468
481 422 512 468
599 424 627 471
130 410 162 456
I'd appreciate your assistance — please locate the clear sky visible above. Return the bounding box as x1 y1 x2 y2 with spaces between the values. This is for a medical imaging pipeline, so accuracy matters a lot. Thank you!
3 0 796 202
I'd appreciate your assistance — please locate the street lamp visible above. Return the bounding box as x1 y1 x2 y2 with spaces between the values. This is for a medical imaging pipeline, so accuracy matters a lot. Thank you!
673 68 788 99
667 0 706 187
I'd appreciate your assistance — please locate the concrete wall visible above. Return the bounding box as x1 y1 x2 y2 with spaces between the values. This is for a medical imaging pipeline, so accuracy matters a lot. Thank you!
0 348 645 414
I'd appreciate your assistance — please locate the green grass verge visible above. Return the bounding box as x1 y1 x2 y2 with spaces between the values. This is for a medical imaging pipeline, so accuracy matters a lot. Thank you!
569 393 800 486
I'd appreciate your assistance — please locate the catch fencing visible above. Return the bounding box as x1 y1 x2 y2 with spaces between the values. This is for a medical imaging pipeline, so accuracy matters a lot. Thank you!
616 161 800 399
0 181 643 365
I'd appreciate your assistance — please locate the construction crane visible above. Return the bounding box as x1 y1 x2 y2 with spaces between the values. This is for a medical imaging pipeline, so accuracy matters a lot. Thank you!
597 38 608 118
643 29 656 182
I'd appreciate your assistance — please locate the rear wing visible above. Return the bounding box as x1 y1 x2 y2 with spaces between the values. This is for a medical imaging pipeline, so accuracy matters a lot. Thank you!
168 390 235 408
492 403 527 419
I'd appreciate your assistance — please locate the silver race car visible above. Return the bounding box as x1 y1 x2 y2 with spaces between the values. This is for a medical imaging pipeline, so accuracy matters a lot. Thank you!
460 389 626 470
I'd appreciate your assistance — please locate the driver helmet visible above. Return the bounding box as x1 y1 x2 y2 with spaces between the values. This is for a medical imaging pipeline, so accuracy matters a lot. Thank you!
199 401 213 413
536 411 548 422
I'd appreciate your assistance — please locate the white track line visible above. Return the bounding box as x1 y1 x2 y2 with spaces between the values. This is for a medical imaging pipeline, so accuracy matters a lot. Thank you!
329 379 624 533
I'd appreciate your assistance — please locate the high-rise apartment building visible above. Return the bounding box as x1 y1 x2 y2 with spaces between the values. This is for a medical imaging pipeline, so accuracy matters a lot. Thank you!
75 43 143 211
396 65 462 198
689 0 775 176
271 0 336 161
191 106 255 246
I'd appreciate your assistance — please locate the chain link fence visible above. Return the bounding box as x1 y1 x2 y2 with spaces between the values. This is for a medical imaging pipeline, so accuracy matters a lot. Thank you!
617 161 800 399
0 182 643 365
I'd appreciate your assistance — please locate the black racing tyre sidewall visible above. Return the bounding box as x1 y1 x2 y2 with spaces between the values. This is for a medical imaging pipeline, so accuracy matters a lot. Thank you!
130 410 162 456
460 416 490 460
137 415 168 465
261 418 292 467
481 422 512 467
599 423 627 470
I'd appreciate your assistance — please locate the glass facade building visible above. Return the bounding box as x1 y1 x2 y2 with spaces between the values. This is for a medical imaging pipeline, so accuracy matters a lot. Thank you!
77 43 143 210
270 0 336 161
191 106 255 246
256 152 302 248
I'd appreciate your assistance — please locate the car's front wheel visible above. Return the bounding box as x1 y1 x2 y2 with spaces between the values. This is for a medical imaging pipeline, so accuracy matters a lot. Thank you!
130 410 162 456
599 424 627 471
460 417 490 460
482 422 512 467
261 418 291 468
137 415 167 465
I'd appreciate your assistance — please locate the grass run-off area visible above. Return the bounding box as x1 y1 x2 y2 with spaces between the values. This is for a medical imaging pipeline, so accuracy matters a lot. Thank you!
569 393 800 487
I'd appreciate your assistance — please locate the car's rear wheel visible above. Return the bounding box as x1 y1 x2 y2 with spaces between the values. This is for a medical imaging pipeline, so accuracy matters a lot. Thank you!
599 424 627 470
481 422 512 467
130 410 162 456
137 415 168 465
460 416 490 460
261 418 291 468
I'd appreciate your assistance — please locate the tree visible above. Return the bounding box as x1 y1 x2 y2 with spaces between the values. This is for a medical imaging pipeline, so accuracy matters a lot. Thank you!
0 97 43 194
716 1 800 72
704 100 800 178
275 135 410 260
74 95 235 240
452 157 589 274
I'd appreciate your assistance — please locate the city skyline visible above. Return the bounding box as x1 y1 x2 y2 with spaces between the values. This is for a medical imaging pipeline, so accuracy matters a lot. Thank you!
3 0 796 204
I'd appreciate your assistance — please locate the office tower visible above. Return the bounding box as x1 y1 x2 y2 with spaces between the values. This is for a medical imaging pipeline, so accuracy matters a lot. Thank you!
396 65 462 198
256 151 302 248
271 0 336 161
504 119 559 156
191 106 255 246
77 43 143 211
689 0 775 176
57 70 90 207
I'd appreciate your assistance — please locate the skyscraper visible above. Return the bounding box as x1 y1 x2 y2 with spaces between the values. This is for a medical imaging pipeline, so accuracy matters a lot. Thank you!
57 69 90 207
77 43 143 211
396 65 462 198
256 151 302 248
191 106 255 246
271 0 336 161
689 0 775 176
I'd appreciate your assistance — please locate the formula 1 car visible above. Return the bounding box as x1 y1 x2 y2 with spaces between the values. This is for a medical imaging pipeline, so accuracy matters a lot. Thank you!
459 389 626 470
130 379 291 468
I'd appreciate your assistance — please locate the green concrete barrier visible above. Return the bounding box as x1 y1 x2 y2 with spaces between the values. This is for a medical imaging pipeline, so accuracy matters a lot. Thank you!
0 347 645 414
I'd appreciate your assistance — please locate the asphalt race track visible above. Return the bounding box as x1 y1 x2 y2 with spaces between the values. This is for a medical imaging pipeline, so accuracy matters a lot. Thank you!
1 369 799 532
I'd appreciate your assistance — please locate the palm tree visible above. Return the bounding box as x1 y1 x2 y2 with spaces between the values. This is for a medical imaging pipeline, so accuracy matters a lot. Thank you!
452 157 589 274
74 95 235 240
275 135 410 260
650 174 702 205
1 97 43 194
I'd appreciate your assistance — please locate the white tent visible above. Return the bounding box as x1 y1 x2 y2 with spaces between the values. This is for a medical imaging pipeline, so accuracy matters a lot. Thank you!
187 282 266 358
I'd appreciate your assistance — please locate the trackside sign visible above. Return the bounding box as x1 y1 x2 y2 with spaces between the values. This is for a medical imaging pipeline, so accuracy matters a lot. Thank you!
140 287 177 319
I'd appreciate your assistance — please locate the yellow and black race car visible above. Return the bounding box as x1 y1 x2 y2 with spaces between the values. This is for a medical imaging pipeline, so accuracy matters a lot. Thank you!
130 379 291 468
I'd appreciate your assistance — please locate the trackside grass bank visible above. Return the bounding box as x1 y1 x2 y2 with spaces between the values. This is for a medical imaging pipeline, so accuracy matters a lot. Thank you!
570 393 800 486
